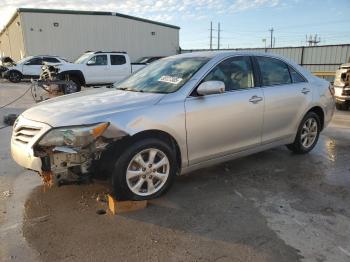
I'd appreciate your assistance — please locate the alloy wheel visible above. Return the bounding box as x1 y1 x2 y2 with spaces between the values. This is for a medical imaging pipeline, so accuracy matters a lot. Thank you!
301 118 318 148
126 148 170 196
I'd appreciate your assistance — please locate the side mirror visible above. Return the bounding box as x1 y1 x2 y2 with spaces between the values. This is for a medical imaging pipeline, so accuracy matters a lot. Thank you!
197 81 225 96
87 60 95 66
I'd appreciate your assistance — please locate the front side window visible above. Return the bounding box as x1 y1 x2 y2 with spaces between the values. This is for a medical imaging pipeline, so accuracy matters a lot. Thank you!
202 56 254 91
111 55 126 65
115 57 209 93
257 56 291 86
87 55 107 66
26 57 43 65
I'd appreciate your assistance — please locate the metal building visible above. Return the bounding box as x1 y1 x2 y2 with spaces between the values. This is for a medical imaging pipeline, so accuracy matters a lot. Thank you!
181 44 350 73
0 8 180 62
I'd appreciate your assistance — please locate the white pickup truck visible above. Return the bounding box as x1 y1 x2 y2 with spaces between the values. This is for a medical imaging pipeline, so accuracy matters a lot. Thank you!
56 51 147 90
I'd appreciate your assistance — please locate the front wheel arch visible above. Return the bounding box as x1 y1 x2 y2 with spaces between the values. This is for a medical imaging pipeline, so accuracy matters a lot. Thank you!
58 70 86 86
94 129 182 179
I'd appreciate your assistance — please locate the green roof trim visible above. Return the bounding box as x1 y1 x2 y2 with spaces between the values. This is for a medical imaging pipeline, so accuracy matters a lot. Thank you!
17 8 180 29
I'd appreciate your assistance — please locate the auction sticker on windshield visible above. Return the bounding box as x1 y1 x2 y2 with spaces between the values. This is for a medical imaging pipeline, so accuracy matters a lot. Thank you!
158 75 183 84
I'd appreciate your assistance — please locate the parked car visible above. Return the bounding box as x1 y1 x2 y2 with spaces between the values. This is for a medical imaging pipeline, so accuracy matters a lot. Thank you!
333 63 350 110
55 51 146 89
2 55 68 83
11 52 335 200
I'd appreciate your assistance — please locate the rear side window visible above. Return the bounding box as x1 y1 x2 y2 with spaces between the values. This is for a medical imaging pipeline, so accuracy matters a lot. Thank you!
256 56 291 86
111 55 126 65
43 57 60 63
289 66 306 83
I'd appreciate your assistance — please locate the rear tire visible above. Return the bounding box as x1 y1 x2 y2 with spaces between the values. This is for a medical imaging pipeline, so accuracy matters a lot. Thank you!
111 138 177 201
286 112 321 154
8 71 22 83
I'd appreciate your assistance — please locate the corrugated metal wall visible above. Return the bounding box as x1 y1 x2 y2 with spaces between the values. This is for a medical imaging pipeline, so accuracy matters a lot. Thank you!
0 15 25 61
181 44 350 73
20 12 179 62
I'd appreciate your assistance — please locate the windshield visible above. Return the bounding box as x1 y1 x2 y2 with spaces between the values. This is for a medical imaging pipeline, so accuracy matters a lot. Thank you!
74 53 92 64
17 56 33 64
114 57 209 93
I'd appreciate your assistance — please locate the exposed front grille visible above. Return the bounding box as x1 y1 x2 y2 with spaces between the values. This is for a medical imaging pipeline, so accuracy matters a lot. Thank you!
14 126 42 144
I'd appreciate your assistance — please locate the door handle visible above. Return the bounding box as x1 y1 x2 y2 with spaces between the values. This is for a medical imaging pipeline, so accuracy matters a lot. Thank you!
249 95 263 104
301 88 310 94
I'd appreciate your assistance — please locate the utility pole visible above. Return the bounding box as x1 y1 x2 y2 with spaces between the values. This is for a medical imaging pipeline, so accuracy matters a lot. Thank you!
269 27 274 48
217 22 221 50
209 21 213 50
306 34 321 46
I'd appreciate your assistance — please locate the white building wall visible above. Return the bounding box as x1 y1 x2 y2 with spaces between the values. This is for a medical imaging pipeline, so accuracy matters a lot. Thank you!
21 12 179 62
0 14 26 61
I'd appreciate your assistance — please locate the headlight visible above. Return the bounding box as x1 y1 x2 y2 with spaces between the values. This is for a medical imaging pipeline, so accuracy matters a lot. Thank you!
38 122 109 147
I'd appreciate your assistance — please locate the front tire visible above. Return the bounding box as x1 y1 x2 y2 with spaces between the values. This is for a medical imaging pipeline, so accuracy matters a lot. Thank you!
69 76 82 91
111 138 177 200
286 112 321 154
8 71 22 83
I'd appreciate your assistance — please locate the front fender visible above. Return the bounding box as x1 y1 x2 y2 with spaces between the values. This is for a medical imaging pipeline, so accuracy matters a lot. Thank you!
58 70 86 85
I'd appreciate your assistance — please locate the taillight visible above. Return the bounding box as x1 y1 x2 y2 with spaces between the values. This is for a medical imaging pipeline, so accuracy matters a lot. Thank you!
328 84 335 96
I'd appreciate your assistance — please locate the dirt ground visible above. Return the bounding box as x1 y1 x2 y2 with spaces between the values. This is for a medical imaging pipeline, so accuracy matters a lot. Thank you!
1 79 350 262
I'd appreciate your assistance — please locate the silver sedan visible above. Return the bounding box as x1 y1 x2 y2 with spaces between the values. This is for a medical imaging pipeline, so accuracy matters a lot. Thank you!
11 51 335 200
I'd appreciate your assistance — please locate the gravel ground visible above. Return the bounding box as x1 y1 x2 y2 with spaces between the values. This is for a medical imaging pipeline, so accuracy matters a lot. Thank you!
0 79 350 262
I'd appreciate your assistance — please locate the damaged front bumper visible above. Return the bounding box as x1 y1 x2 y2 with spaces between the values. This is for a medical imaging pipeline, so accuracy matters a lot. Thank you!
11 116 111 185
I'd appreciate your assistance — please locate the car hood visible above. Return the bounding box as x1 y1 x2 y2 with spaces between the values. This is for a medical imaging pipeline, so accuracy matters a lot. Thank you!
22 88 165 126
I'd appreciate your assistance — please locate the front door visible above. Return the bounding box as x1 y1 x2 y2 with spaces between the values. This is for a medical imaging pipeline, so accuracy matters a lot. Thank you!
85 54 108 84
22 57 43 76
185 56 264 165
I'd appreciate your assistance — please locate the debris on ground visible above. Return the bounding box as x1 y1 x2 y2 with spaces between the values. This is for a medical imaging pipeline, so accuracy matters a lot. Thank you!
2 190 12 198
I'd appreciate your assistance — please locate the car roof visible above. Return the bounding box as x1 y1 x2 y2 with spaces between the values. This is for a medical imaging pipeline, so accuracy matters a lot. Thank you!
172 50 292 60
168 50 315 81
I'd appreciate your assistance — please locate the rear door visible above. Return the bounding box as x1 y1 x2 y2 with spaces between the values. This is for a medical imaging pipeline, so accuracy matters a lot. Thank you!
254 56 312 144
109 54 131 83
22 57 43 76
185 56 264 164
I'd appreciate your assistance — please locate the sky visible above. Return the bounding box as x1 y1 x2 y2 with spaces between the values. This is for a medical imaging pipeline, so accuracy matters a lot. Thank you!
0 0 349 49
